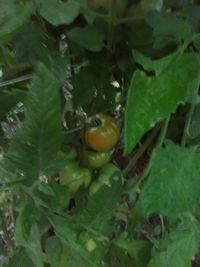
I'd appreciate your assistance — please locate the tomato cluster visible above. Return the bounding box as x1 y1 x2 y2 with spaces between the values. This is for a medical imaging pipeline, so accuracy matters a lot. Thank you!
59 114 120 195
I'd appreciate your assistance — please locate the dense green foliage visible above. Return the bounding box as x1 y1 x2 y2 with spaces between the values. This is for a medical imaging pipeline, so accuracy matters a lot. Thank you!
1 0 200 266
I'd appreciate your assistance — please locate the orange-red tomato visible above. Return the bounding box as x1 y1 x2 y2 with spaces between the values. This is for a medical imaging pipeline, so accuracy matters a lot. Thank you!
85 114 120 152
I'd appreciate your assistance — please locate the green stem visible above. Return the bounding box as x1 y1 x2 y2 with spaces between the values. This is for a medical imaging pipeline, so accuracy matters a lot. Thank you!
122 124 161 177
181 103 196 147
107 0 115 50
0 74 32 88
156 115 171 149
134 116 170 191
160 215 165 236
116 16 144 25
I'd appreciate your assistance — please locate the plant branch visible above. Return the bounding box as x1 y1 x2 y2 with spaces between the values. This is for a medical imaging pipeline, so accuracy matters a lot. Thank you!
0 74 32 88
122 124 161 177
134 116 171 191
181 103 196 147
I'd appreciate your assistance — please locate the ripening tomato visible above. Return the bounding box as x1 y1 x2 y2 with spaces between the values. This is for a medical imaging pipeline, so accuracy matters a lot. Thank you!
85 114 120 152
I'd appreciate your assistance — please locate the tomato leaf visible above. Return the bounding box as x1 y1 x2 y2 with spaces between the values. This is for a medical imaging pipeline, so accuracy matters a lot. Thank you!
6 248 35 267
0 1 32 44
148 216 200 267
113 235 151 267
5 63 62 179
74 168 123 234
124 51 200 155
68 25 105 52
48 215 104 267
138 141 200 218
39 0 80 26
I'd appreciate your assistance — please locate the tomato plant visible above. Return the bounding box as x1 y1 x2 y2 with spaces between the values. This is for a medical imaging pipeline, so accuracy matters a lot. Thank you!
1 1 200 267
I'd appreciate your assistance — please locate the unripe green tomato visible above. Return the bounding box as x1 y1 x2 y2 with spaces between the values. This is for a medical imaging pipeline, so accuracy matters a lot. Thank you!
85 150 110 169
89 163 121 195
60 161 92 193
57 147 77 161
89 180 103 196
85 239 97 252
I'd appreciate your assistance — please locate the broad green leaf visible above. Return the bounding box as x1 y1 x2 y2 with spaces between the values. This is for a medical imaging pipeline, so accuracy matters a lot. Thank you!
114 235 151 267
148 217 200 267
0 1 32 44
49 215 104 267
6 63 62 179
35 184 70 212
39 0 80 26
45 236 66 267
74 168 123 234
15 201 41 243
68 25 105 52
15 213 43 267
15 21 56 66
138 141 200 218
6 248 34 267
152 13 194 48
124 52 200 154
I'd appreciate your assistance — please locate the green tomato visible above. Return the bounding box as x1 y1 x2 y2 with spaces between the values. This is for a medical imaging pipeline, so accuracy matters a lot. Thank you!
89 163 121 195
85 150 110 169
57 147 77 161
60 161 92 193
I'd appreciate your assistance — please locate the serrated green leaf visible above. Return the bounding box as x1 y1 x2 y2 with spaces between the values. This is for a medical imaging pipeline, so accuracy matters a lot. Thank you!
150 13 194 48
35 184 70 212
6 63 62 179
114 235 151 267
6 248 35 267
39 0 80 26
15 214 43 267
74 168 123 234
68 25 105 51
138 141 200 218
15 21 56 66
0 1 32 44
124 52 200 154
49 215 103 267
148 217 200 267
15 201 41 243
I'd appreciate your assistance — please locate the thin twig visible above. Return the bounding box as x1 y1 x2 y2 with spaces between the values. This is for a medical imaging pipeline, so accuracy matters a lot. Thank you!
134 116 171 191
181 103 196 147
0 74 32 88
122 124 161 177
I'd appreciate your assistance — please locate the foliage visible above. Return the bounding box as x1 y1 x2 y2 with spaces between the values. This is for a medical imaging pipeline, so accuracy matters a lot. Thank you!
1 0 200 267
